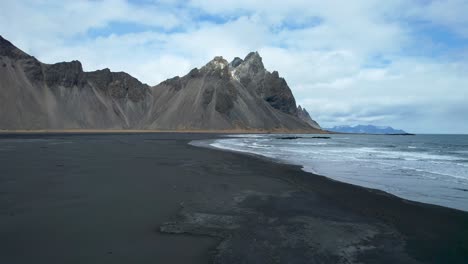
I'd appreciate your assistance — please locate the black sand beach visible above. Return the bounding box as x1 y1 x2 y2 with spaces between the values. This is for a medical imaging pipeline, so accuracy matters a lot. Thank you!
0 133 467 263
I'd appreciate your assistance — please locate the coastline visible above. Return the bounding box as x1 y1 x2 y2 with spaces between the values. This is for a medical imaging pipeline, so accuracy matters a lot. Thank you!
1 133 467 263
193 136 468 212
188 137 468 263
0 129 329 134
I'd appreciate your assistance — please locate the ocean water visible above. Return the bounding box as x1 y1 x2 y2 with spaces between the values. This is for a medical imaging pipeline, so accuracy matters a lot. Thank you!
201 134 468 211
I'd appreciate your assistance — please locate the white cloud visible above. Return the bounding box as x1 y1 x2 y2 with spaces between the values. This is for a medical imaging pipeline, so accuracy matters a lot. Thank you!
0 0 183 52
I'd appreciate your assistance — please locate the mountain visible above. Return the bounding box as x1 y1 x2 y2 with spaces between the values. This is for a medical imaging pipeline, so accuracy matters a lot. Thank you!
0 36 151 129
326 125 409 134
0 36 320 132
297 105 321 129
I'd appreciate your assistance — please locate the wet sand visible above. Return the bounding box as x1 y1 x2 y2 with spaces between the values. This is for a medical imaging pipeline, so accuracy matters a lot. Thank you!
0 133 467 263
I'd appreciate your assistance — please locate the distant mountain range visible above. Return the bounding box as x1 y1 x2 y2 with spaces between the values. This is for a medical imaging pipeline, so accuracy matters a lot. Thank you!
325 125 410 134
0 36 321 132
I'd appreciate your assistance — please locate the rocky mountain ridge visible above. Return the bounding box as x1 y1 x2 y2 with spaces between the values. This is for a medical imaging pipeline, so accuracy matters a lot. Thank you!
0 35 321 132
297 105 321 129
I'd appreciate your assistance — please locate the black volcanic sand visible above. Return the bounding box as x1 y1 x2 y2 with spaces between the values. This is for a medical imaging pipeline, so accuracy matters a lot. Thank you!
0 133 467 263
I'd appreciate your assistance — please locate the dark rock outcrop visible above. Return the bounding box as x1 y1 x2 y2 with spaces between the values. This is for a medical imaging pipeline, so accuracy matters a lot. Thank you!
44 61 86 87
85 69 149 102
297 105 321 129
146 56 313 131
0 36 31 60
0 35 321 132
231 52 298 116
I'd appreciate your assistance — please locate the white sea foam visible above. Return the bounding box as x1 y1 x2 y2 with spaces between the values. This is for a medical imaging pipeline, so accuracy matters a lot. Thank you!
226 134 265 138
200 134 468 211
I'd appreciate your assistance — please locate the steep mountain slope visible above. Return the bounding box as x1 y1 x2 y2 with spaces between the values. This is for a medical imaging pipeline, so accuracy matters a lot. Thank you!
230 52 298 115
0 36 321 132
0 36 151 129
297 105 321 129
146 56 314 131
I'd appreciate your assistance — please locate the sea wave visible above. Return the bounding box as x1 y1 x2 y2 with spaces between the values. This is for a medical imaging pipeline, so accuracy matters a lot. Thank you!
199 134 468 211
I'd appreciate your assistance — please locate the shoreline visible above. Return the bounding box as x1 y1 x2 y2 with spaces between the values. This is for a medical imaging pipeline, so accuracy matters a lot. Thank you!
209 140 467 211
192 137 468 213
188 139 468 262
0 129 329 134
1 133 467 263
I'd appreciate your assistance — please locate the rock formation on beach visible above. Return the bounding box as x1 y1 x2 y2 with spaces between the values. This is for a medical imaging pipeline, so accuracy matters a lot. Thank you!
0 36 321 132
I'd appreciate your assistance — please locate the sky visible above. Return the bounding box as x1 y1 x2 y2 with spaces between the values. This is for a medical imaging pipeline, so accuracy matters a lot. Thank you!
1 0 468 133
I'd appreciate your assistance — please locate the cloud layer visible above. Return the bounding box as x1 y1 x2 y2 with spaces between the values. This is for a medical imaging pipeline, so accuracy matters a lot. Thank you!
1 0 467 133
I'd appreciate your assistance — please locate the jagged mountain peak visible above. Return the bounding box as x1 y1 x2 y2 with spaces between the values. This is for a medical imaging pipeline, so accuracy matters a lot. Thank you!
0 35 16 50
200 52 264 75
200 56 230 77
230 57 243 68
0 36 321 132
45 60 83 71
0 35 13 49
239 51 265 73
207 56 229 65
298 105 308 113
227 51 299 116
145 50 322 131
0 35 31 60
244 51 262 63
297 105 321 129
